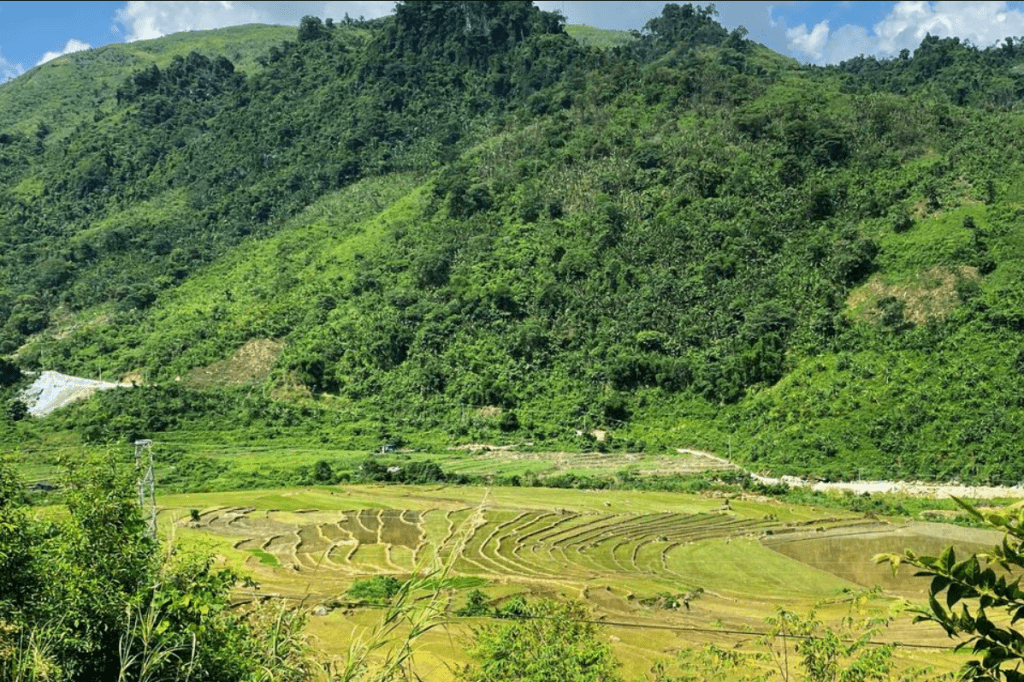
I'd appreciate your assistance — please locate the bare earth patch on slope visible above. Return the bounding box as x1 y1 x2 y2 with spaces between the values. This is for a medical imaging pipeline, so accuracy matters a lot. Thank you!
847 265 979 325
185 338 284 388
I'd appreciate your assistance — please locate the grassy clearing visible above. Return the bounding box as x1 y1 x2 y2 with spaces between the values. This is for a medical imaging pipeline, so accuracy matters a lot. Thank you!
663 538 853 598
565 24 635 50
248 547 281 566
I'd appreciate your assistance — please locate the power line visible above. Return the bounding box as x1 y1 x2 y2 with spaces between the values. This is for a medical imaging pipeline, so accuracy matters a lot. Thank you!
240 593 962 652
562 616 956 651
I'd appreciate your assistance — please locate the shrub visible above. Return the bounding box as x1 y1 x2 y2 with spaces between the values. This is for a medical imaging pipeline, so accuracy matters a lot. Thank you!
347 575 403 605
0 359 20 388
0 457 320 681
457 598 621 682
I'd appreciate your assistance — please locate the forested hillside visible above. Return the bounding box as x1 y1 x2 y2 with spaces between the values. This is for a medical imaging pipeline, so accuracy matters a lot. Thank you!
3 1 1024 484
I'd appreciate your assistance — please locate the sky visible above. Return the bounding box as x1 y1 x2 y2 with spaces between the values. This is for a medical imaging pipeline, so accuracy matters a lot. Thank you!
3 1 1024 84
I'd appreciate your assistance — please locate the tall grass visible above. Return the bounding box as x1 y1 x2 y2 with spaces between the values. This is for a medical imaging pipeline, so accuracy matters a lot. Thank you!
0 624 64 682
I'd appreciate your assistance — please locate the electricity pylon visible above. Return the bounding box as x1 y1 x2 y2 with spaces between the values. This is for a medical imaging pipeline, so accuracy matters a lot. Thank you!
134 439 156 539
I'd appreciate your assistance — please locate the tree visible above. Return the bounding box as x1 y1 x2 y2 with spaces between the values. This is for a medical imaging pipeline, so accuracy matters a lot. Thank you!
0 461 36 624
761 606 901 682
0 358 20 387
878 498 1024 682
631 3 729 62
298 15 329 42
456 598 621 682
314 459 335 483
5 399 27 422
673 596 912 682
0 456 320 681
877 296 911 332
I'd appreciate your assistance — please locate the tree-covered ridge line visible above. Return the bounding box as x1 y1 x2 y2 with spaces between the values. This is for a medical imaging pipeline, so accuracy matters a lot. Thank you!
0 24 297 141
3 2 1024 483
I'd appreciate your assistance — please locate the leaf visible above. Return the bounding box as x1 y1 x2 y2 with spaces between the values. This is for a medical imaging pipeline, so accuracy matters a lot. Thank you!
947 582 966 608
940 546 956 572
976 614 996 638
876 554 901 577
952 496 985 522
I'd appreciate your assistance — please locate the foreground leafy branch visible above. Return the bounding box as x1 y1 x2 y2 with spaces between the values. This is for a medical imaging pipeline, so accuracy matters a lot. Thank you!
877 498 1024 682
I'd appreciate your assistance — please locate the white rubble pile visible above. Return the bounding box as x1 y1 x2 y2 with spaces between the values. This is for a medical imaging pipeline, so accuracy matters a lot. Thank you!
21 370 133 417
750 472 1024 500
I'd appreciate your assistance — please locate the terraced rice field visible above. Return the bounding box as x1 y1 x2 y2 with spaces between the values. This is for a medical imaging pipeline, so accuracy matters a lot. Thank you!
160 485 980 678
188 501 885 588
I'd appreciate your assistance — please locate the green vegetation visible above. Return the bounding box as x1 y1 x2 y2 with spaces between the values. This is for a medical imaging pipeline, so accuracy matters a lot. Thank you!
457 599 621 682
347 576 403 605
0 458 316 681
564 25 634 50
0 24 295 140
3 0 1024 497
672 598 918 682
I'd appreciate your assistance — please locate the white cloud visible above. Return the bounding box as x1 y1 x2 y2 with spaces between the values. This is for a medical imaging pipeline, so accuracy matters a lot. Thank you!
0 47 25 84
874 1 1024 54
787 20 830 62
115 1 268 41
36 38 93 66
113 1 396 42
786 1 1024 65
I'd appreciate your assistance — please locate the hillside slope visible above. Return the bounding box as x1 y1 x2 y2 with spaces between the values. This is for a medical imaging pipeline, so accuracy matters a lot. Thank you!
4 2 1024 485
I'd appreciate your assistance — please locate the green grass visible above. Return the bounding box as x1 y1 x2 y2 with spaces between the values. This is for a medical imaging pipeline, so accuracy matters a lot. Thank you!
876 205 982 276
124 24 299 73
248 547 280 566
565 25 635 50
160 487 382 512
662 538 855 598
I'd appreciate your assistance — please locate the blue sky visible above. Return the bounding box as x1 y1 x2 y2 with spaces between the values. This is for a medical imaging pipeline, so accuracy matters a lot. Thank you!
3 1 1024 84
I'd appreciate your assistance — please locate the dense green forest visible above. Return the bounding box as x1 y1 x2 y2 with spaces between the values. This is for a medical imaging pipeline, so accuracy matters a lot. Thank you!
3 1 1024 484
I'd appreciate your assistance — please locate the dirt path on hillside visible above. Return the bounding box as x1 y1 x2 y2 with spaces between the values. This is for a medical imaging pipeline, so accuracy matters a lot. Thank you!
673 448 1024 500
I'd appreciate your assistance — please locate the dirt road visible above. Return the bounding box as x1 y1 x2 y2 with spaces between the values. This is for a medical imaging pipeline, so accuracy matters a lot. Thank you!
674 448 1024 500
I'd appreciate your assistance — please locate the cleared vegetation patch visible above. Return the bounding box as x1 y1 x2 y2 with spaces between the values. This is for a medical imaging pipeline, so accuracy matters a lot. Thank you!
185 338 285 388
847 265 979 324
